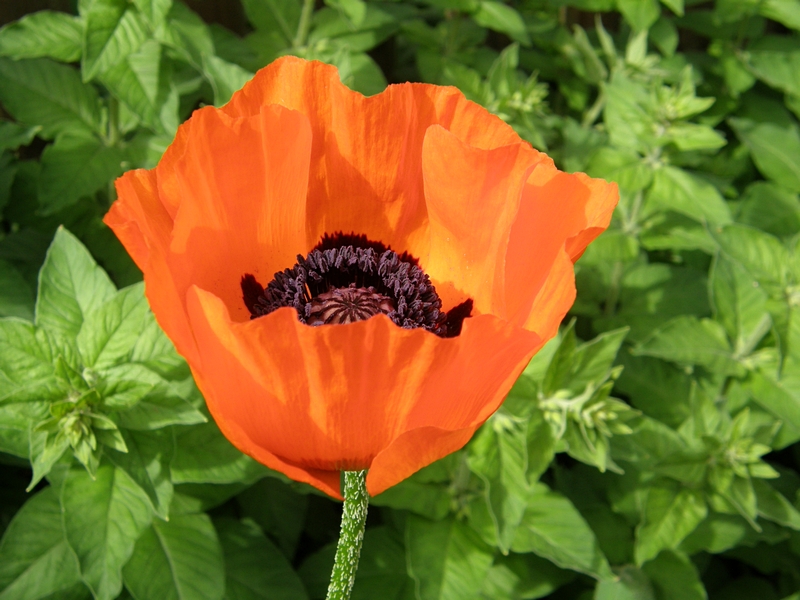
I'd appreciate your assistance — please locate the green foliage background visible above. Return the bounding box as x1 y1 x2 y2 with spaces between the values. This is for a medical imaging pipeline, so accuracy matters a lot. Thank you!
1 0 800 598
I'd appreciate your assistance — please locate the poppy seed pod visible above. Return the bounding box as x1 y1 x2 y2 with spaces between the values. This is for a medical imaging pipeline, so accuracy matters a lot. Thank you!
104 56 618 499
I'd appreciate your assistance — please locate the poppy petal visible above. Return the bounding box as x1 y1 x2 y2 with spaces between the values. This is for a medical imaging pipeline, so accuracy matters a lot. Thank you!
420 125 548 316
185 285 538 490
565 173 618 261
221 56 528 259
367 426 476 496
522 249 577 341
107 170 201 365
167 103 312 321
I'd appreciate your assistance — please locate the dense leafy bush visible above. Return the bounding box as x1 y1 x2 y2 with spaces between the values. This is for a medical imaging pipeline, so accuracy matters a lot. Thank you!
1 0 800 599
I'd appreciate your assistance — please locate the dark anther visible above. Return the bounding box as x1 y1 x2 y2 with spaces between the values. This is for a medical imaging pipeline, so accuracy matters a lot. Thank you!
444 299 473 337
240 232 472 337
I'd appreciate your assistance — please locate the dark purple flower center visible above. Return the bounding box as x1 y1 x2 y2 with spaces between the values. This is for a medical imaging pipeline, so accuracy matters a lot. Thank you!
241 233 472 338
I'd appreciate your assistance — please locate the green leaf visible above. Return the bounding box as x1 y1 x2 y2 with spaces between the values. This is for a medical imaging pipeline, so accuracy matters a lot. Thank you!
679 512 787 555
468 410 531 552
77 282 148 369
473 1 530 45
712 224 790 290
746 373 800 432
406 515 495 600
216 517 308 600
115 380 206 430
122 514 224 600
641 550 705 600
634 480 707 565
0 487 88 599
711 255 770 357
36 227 116 340
634 316 741 375
542 320 578 397
615 353 691 428
647 166 732 225
155 3 214 70
479 553 574 600
201 55 253 106
101 39 180 135
730 117 800 192
747 36 800 97
660 0 684 16
61 465 154 600
566 327 629 396
29 426 72 490
0 121 38 152
594 565 654 600
0 402 43 458
170 419 267 485
0 320 62 405
603 74 654 153
0 259 34 320
132 0 173 28
240 0 300 44
0 11 82 62
309 6 399 54
80 0 149 81
371 474 451 520
511 482 613 580
38 134 125 215
0 57 103 138
326 0 368 27
759 0 800 29
129 317 188 380
236 477 309 558
587 148 653 193
737 182 800 239
752 479 800 530
99 363 162 409
617 0 660 31
665 122 727 152
107 429 174 520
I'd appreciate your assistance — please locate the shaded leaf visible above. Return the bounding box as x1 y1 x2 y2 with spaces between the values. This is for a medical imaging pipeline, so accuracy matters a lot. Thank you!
0 57 103 138
406 516 495 600
472 1 530 45
641 550 706 600
511 482 613 580
107 429 174 520
634 481 707 565
38 134 125 214
0 259 34 320
81 0 148 81
62 465 154 600
730 116 800 192
36 227 116 340
0 11 82 62
0 487 88 600
634 316 740 375
77 282 149 369
122 514 224 600
217 517 308 600
170 419 267 484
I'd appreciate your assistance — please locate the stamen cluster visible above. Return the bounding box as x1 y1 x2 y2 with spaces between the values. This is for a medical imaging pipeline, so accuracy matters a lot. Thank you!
242 235 471 337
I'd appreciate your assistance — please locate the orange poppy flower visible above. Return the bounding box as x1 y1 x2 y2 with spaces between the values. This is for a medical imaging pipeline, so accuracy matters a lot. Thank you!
104 56 618 499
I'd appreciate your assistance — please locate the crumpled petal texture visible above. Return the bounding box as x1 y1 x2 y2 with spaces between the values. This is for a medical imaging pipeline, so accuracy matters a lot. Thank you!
105 56 618 498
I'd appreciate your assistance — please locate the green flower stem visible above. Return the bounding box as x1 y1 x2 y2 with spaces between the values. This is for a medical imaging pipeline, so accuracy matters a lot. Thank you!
326 470 369 600
293 0 315 49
